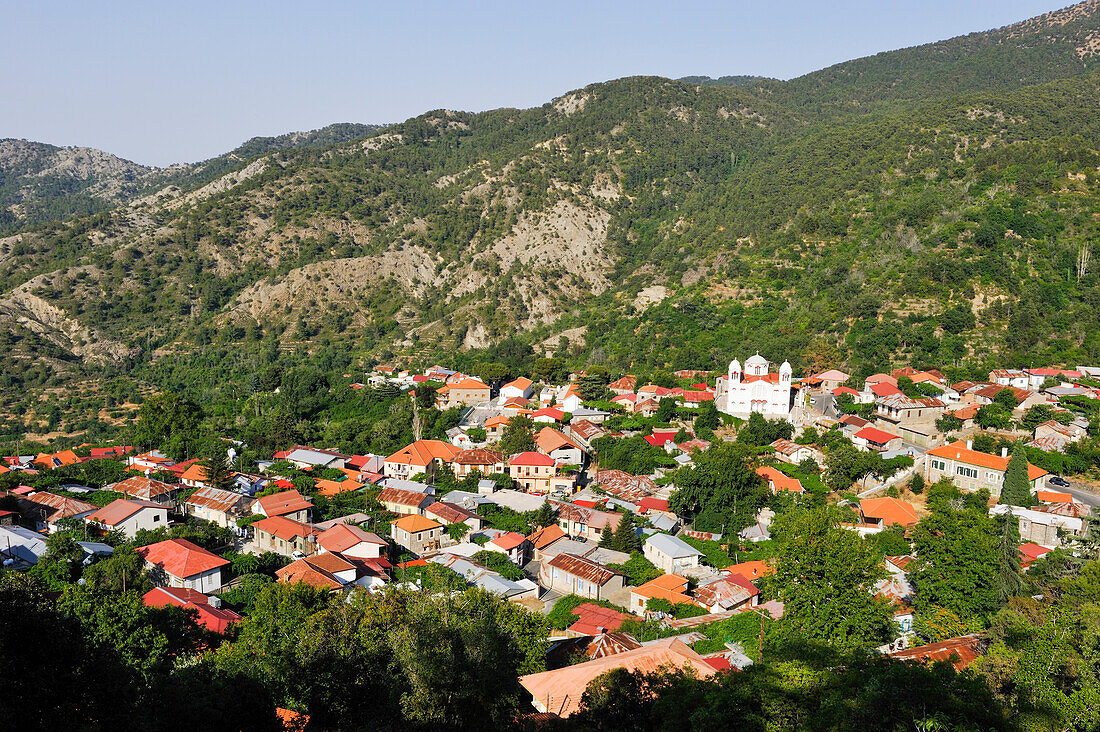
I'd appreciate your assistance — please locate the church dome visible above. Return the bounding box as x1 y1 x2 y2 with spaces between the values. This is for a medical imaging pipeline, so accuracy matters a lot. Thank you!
745 354 768 369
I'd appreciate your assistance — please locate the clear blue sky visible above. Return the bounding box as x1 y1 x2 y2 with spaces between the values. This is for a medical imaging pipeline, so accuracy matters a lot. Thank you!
1 0 1066 166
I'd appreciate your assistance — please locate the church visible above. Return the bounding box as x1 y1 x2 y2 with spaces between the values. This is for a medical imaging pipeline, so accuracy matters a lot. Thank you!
715 354 794 419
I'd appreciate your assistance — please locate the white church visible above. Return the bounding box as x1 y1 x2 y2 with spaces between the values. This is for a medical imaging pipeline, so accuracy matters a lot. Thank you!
715 354 794 419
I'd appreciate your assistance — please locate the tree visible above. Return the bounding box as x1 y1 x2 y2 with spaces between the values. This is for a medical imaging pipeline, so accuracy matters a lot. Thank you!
1000 443 1034 507
772 508 893 651
498 415 535 455
531 501 557 529
473 361 511 386
1020 403 1057 432
693 400 719 437
910 507 999 623
133 392 205 460
532 357 568 384
655 397 677 424
823 443 877 492
599 522 615 548
737 413 794 447
669 442 768 533
201 454 235 493
909 471 925 494
612 513 640 553
975 404 1013 430
578 372 610 402
994 514 1024 603
936 413 963 433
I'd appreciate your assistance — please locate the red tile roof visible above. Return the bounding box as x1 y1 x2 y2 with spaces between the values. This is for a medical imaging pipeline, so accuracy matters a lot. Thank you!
490 531 528 551
256 489 313 517
142 586 242 633
860 497 920 527
756 466 805 493
316 523 386 553
853 426 901 445
526 524 565 549
136 538 229 579
567 603 631 635
113 476 178 501
452 448 504 465
927 441 1048 481
509 451 557 467
384 439 460 467
252 515 316 541
22 492 97 519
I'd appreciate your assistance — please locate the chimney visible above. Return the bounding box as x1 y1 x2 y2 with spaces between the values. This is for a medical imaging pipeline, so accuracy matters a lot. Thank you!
966 439 973 450
597 626 606 635
1001 447 1009 459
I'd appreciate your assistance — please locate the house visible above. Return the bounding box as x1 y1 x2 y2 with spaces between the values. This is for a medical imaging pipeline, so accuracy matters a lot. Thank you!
643 533 704 574
531 407 565 424
715 355 794 419
997 505 1084 548
596 469 658 504
251 515 319 557
316 523 388 559
428 553 539 600
630 574 695 615
607 375 637 395
1018 542 1053 569
538 553 626 600
875 394 947 444
755 466 804 494
33 449 80 469
19 492 97 533
887 635 984 671
509 451 559 493
859 497 920 528
769 439 823 466
0 525 47 564
111 476 180 506
535 427 585 466
852 426 905 452
377 487 434 516
451 448 506 479
391 515 443 555
142 587 242 634
425 501 484 532
383 440 460 480
568 419 607 450
136 538 229 593
276 552 385 591
1028 420 1088 453
484 416 510 441
184 486 254 527
519 638 716 718
526 524 566 560
86 498 169 539
436 378 492 410
989 369 1031 390
811 369 850 392
179 462 212 489
500 377 535 400
557 503 623 541
487 531 531 565
724 560 774 581
694 573 760 613
926 441 1047 496
281 446 350 470
255 489 313 522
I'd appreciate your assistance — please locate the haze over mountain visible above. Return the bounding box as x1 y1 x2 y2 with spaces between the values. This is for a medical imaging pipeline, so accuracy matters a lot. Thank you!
3 1 1100 433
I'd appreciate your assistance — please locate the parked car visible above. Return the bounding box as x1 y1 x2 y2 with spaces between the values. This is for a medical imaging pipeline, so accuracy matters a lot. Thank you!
1048 476 1070 488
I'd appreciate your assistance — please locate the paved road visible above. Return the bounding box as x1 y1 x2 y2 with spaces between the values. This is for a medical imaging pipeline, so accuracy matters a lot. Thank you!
1063 481 1100 509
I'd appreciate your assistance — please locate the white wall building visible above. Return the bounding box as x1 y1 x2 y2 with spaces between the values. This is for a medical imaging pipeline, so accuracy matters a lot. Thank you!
715 354 793 419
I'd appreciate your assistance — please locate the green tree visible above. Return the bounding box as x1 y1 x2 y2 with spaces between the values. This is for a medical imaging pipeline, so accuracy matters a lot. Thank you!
772 508 893 651
498 414 536 455
994 514 1024 603
473 361 511 386
201 454 236 493
910 507 999 623
612 513 641 553
133 392 206 460
531 501 557 529
1000 443 1035 507
655 398 677 424
599 522 615 548
693 400 720 438
669 442 767 533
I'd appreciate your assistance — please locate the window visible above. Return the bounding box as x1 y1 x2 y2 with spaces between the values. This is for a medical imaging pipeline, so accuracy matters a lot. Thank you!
956 466 978 479
931 459 946 471
152 514 161 522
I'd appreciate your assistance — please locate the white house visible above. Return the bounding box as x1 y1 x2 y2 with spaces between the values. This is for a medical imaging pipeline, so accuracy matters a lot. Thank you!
500 377 535 400
86 498 169 539
136 538 230 593
643 533 704 574
715 354 793 419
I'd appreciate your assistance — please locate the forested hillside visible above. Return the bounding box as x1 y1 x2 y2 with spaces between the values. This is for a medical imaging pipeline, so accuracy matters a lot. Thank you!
4 2 1100 446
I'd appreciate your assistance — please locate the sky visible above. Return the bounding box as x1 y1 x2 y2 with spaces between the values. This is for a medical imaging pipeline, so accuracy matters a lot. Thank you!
0 0 1068 166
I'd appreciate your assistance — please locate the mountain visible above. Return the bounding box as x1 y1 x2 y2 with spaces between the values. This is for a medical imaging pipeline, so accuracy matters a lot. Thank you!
0 123 385 234
3 2 1100 442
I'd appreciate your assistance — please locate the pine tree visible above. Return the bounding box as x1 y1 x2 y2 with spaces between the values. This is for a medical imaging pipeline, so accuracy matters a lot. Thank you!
1000 444 1034 507
599 522 615 548
533 501 557 529
202 454 235 493
612 513 640 553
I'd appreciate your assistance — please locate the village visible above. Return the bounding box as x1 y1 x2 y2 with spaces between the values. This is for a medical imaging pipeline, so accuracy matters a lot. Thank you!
2 355 1099 722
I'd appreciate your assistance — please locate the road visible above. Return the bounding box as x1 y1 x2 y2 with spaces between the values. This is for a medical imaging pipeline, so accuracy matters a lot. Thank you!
1063 480 1100 509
